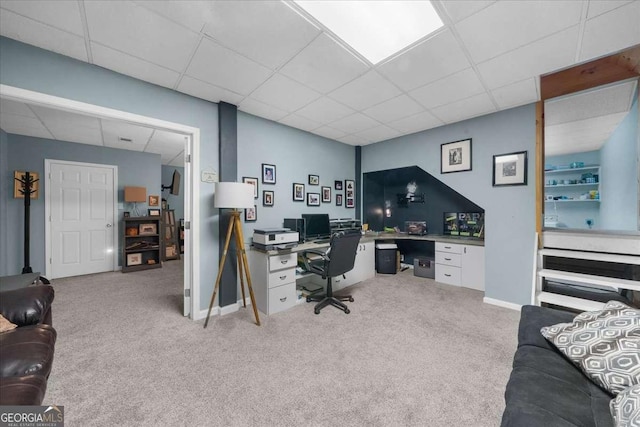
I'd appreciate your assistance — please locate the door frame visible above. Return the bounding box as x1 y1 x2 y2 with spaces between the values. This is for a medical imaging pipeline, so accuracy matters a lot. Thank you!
0 84 201 319
44 159 119 279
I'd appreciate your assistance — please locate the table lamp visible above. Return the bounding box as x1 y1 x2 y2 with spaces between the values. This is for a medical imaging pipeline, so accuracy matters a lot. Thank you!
124 186 146 217
204 182 260 327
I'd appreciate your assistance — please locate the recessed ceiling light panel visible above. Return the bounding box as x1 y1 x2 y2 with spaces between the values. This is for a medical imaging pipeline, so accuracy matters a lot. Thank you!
292 1 443 64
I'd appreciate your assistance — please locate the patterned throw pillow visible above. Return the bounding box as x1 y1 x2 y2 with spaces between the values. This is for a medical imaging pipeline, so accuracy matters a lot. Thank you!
541 300 640 395
0 313 17 332
610 384 640 427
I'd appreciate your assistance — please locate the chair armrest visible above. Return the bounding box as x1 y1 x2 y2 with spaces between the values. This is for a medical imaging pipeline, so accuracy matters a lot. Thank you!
0 285 54 327
301 249 329 272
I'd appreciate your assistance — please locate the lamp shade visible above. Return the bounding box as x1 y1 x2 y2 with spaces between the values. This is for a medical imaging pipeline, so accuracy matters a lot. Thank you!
214 182 254 209
124 186 146 203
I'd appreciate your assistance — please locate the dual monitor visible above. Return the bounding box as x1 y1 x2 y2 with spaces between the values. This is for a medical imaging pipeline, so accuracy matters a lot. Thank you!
284 214 331 243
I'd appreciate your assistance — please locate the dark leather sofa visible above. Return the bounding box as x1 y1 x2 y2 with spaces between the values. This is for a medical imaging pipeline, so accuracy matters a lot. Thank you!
0 285 56 405
501 305 614 427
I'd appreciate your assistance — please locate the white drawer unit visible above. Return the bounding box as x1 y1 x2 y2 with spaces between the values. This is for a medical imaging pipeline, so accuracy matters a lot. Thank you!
250 249 297 315
268 269 296 288
435 251 461 267
269 252 297 272
435 242 463 254
435 263 461 286
267 282 297 314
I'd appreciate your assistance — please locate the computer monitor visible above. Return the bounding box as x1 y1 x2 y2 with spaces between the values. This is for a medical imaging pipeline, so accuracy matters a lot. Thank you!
301 214 331 241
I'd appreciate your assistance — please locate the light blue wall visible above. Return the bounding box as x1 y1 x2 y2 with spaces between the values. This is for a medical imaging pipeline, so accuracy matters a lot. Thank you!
0 129 8 274
363 104 536 306
545 151 601 229
0 37 219 311
600 96 639 230
237 111 356 240
2 134 161 274
161 165 185 221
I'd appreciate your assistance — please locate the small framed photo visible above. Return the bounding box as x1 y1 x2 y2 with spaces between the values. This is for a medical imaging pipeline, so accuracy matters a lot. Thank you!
346 197 355 208
262 164 276 184
344 179 354 191
307 192 320 206
336 194 343 206
441 138 472 174
293 183 305 201
334 180 343 190
139 223 157 235
263 190 274 206
161 199 168 210
127 253 142 266
243 177 259 198
322 186 331 202
308 174 319 185
245 205 257 222
123 211 130 218
493 151 528 187
148 208 161 216
148 195 159 206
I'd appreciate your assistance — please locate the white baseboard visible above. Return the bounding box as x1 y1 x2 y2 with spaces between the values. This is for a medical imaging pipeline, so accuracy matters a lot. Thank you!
194 306 220 321
483 297 522 311
194 297 253 321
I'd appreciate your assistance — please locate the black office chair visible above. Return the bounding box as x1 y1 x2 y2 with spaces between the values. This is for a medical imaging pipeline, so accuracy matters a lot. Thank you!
301 230 361 315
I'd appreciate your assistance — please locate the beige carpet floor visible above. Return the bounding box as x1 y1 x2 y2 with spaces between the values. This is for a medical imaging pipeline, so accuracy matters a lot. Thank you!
45 261 520 426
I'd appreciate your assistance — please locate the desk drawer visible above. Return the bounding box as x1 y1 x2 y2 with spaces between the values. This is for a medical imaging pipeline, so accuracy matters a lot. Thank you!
268 268 296 288
268 283 296 314
435 251 461 267
435 242 462 254
436 264 461 286
269 253 297 272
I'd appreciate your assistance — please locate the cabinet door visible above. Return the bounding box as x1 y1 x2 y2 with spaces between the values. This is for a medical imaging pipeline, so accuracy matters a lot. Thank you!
461 245 484 291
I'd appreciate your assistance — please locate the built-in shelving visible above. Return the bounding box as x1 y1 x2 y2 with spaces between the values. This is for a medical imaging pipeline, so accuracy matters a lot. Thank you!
122 216 162 273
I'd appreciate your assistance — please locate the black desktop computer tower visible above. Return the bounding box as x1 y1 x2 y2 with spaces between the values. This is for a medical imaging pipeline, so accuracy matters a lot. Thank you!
283 218 305 243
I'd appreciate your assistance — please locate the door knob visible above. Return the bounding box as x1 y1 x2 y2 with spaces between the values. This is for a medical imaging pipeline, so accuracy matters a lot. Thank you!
106 223 112 228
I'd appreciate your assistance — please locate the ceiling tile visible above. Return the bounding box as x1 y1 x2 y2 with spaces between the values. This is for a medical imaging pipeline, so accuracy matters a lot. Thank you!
0 99 36 117
456 1 582 63
587 1 633 19
149 129 188 146
580 1 640 62
90 43 180 89
431 92 496 124
338 134 370 146
410 68 485 109
0 113 51 137
277 114 322 132
438 1 496 23
169 151 185 167
134 0 214 32
477 26 580 90
101 120 154 149
377 29 470 91
491 78 539 109
0 9 88 62
387 111 444 134
312 126 347 140
294 97 354 124
84 1 199 72
328 70 402 111
249 74 321 112
279 33 369 94
362 95 424 123
185 37 272 95
47 125 104 146
355 125 401 143
0 124 52 140
176 76 245 105
239 98 289 122
204 1 321 70
328 113 380 134
145 142 183 157
0 0 84 35
31 106 100 129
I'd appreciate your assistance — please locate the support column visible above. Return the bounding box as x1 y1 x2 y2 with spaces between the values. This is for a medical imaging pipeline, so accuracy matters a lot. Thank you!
355 146 361 220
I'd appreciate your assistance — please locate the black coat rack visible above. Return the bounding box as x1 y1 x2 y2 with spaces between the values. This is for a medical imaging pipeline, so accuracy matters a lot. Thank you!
15 171 38 274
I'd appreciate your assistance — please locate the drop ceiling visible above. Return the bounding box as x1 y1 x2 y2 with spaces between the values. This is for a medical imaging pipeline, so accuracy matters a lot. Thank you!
0 0 639 148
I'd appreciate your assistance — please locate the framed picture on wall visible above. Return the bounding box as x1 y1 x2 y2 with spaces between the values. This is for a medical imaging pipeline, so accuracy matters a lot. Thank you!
148 195 159 206
346 197 355 208
321 186 331 202
334 180 342 190
308 174 319 185
292 183 305 201
262 164 276 184
336 194 343 206
243 177 259 198
441 138 472 174
493 151 528 187
245 205 257 222
263 190 274 206
307 193 320 206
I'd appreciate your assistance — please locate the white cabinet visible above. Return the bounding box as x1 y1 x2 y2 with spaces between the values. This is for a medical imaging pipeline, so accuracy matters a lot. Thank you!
249 250 297 315
435 242 484 290
312 241 375 291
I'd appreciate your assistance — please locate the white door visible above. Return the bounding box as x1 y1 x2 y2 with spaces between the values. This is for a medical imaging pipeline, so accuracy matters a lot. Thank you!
48 161 116 278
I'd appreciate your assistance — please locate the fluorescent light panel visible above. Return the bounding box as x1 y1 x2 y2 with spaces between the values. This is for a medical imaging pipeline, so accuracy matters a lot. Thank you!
293 1 443 64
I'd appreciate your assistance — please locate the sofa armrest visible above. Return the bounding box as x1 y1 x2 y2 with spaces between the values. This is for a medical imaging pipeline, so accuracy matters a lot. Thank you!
0 285 54 326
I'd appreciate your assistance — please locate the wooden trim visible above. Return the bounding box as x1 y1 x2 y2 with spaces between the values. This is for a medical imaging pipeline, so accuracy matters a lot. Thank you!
535 101 544 236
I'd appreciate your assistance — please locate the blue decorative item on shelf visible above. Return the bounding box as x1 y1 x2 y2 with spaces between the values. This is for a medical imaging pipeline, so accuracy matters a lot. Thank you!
570 162 584 168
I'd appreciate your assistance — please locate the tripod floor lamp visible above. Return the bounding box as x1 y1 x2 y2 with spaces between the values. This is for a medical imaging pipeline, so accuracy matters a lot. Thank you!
204 182 260 327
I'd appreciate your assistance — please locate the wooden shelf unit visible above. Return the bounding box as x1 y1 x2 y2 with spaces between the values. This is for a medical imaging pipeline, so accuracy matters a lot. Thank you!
122 216 162 273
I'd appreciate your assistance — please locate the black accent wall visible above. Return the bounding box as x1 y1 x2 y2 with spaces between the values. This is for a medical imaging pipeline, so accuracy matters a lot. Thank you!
363 165 484 235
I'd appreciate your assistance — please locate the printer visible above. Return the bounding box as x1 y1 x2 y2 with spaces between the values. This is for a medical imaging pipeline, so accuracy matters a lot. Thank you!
253 228 299 251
